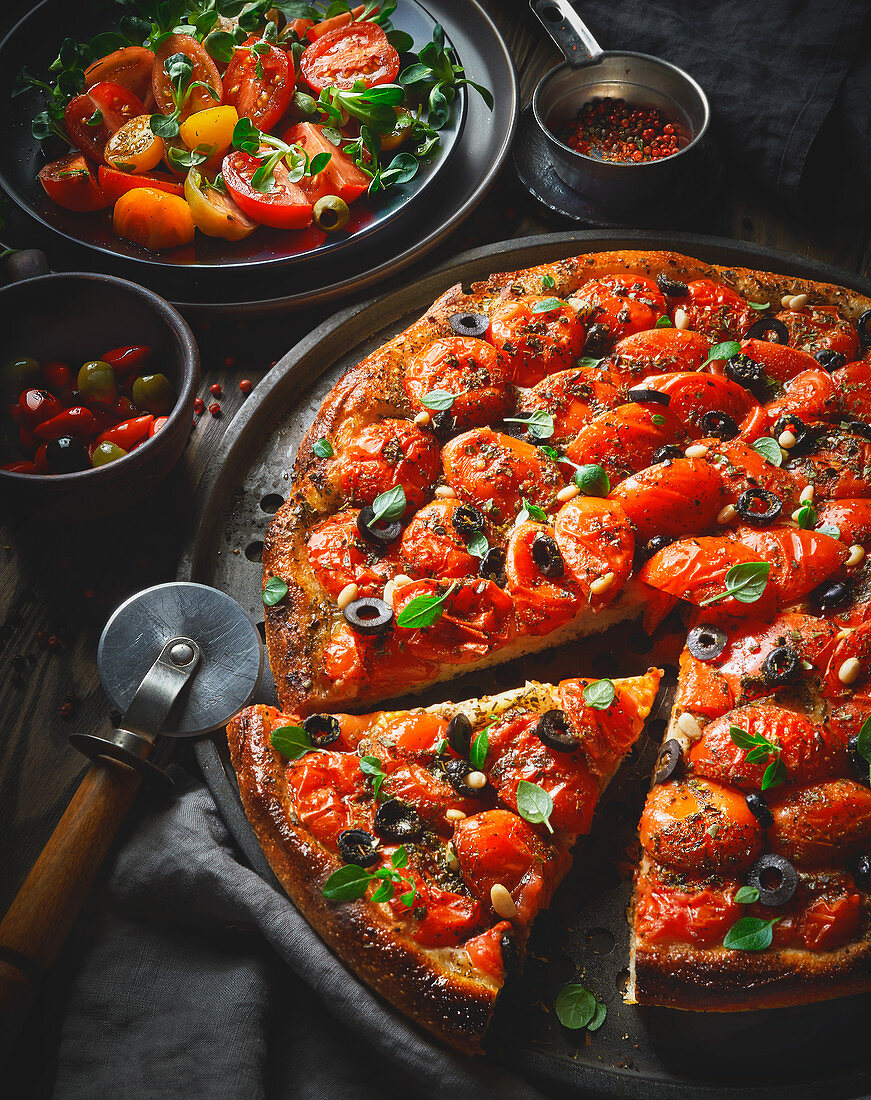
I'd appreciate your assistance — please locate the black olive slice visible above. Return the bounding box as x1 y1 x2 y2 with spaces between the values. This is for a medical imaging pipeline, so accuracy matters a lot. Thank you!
745 792 774 828
447 712 473 755
814 579 853 614
431 410 458 438
304 713 341 747
747 853 799 907
337 829 380 867
858 309 871 348
583 323 611 358
853 853 871 887
636 533 675 564
443 758 486 797
343 597 393 636
448 311 489 338
357 505 402 547
451 504 485 537
735 487 783 527
374 798 423 842
653 738 682 785
651 444 683 464
772 414 814 454
535 709 580 753
725 353 764 395
626 388 670 406
814 349 847 373
697 410 739 441
656 274 688 298
746 317 790 344
761 645 802 686
686 624 728 662
531 533 564 578
480 546 507 585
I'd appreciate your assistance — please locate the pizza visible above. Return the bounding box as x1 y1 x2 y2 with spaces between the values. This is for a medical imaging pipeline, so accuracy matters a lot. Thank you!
228 248 871 1047
227 671 661 1051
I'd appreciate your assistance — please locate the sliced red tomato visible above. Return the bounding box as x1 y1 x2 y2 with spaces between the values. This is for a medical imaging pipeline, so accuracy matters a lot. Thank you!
672 279 755 339
559 670 660 779
97 165 184 202
381 763 478 830
368 711 449 764
774 305 860 359
300 21 399 94
564 402 685 484
284 749 370 848
703 437 802 512
608 328 710 386
38 153 108 212
222 149 313 229
65 81 145 162
769 779 871 867
576 274 667 341
331 418 440 511
224 37 294 130
307 509 394 598
552 496 634 604
400 499 481 580
834 359 871 421
762 368 841 427
283 121 370 202
737 338 821 383
800 892 863 951
464 922 511 982
610 457 727 542
402 336 514 429
505 521 580 634
152 34 222 121
519 369 620 443
639 778 762 873
824 621 871 700
84 46 155 103
487 297 585 388
391 577 513 663
735 525 848 605
642 372 759 434
634 866 741 948
816 498 871 546
383 858 482 948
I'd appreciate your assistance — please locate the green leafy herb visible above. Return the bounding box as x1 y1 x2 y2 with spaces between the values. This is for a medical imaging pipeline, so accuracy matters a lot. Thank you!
271 724 318 760
583 678 615 710
816 523 841 539
541 274 555 290
434 737 448 756
701 340 742 369
651 413 666 426
371 485 407 523
149 52 217 140
796 503 817 530
749 301 770 311
466 532 489 559
699 562 770 607
515 779 554 833
729 724 787 790
166 141 216 170
554 983 597 1029
204 29 238 65
503 409 554 440
540 445 559 462
360 754 387 800
321 843 417 907
654 315 673 328
420 388 460 411
398 22 493 125
571 463 610 496
263 576 288 605
517 497 547 524
396 582 456 629
313 437 334 458
855 715 871 785
723 916 779 951
587 1000 607 1032
735 885 760 905
576 356 601 370
84 108 103 126
751 437 783 467
531 297 563 314
469 727 488 770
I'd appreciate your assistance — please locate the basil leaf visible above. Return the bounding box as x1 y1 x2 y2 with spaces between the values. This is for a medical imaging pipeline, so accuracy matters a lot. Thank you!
466 532 489 559
360 754 386 799
751 437 783 467
654 315 673 328
271 724 315 760
263 576 288 605
554 983 596 1029
391 845 408 869
469 728 488 771
399 886 416 907
322 864 373 901
735 885 760 904
729 725 760 752
395 589 450 629
532 297 563 314
541 274 555 289
515 779 554 833
576 356 601 369
150 112 180 139
371 485 406 523
762 755 787 790
313 437 334 458
701 340 742 368
583 678 615 710
749 301 770 311
587 1000 607 1032
420 388 457 411
503 409 554 440
540 446 559 462
796 503 817 530
369 879 395 903
204 29 237 64
725 561 771 603
573 463 610 496
517 498 547 524
723 916 779 951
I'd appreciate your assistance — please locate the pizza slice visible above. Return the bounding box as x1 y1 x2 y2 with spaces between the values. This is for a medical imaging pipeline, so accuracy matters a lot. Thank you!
227 668 662 1052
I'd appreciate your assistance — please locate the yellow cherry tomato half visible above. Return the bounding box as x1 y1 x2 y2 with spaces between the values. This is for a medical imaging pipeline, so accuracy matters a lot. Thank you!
184 168 258 241
104 115 164 174
113 187 195 251
179 106 239 163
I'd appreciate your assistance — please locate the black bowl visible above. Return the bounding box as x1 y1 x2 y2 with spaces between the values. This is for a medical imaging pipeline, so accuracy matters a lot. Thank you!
0 261 199 517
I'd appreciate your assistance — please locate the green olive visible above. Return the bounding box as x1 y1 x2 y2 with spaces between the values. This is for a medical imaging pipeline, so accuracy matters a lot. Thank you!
91 441 128 467
132 372 175 415
313 195 350 233
77 360 117 406
2 356 40 400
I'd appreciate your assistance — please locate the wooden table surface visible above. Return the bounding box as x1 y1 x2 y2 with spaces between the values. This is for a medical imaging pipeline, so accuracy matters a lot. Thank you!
2 0 871 1040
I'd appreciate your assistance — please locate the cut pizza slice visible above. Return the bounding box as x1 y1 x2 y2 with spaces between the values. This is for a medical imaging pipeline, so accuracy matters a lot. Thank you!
227 668 662 1053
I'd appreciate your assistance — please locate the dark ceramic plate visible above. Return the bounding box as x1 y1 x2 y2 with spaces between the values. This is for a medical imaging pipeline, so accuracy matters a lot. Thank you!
0 0 464 273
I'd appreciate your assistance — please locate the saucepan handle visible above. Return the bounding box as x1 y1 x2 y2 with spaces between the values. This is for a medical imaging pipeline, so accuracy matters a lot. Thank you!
5 248 51 283
529 0 604 65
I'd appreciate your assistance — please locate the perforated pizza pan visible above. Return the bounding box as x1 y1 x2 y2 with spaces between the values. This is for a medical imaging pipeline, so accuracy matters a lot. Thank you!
181 230 871 1098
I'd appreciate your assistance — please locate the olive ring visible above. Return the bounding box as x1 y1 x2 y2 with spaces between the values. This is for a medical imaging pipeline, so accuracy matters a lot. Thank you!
735 487 783 527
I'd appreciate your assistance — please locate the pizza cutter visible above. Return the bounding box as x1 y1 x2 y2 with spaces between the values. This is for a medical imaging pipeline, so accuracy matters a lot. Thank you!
0 582 262 1055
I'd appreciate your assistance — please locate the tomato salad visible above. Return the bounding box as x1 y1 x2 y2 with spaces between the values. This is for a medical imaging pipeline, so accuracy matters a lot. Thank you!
17 1 492 252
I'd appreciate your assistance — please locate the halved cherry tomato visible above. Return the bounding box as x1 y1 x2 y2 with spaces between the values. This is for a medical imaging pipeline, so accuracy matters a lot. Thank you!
381 763 476 831
184 167 257 241
703 436 801 512
642 372 759 434
564 402 685 483
762 368 841 427
113 186 195 251
152 35 222 121
775 305 860 359
487 297 585 388
639 778 762 873
505 520 580 634
800 891 863 951
103 115 164 174
284 122 372 203
284 749 370 847
464 922 511 982
737 338 821 383
84 46 155 103
560 670 661 779
332 419 440 510
382 857 482 948
735 525 848 605
816 498 871 546
367 711 450 764
222 149 313 230
65 81 146 162
100 345 151 376
307 508 396 598
38 153 108 212
300 21 399 95
834 359 871 421
403 336 513 429
97 415 154 450
553 496 634 604
33 406 96 441
768 779 871 867
178 105 238 166
608 328 710 386
576 274 667 341
634 866 741 948
787 428 871 501
519 369 620 443
441 428 561 521
224 37 294 130
391 577 513 662
98 166 184 202
400 499 480 580
611 457 727 542
670 280 755 339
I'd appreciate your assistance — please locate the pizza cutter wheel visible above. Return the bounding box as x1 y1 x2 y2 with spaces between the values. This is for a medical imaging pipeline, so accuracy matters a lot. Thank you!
0 582 262 1055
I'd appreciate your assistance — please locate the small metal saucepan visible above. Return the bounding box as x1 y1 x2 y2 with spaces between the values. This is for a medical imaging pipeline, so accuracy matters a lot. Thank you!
529 0 710 214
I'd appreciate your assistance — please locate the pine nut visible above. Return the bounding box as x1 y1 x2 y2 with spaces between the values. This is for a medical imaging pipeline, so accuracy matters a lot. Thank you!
393 573 414 588
414 410 431 427
836 628 853 641
781 294 793 309
674 307 689 330
799 485 814 503
791 508 804 523
435 485 457 499
838 658 861 685
847 544 866 567
557 483 580 502
466 770 487 789
717 503 737 524
677 712 702 741
788 293 809 311
336 583 358 610
383 581 396 605
445 808 466 823
590 571 615 595
490 883 517 919
685 444 708 459
778 430 797 449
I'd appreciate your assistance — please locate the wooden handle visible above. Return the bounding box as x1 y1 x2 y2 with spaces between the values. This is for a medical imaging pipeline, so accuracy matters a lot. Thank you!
0 758 142 1054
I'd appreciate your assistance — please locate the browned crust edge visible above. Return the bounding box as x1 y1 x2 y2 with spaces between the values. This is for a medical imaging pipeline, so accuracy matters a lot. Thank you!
226 704 498 1055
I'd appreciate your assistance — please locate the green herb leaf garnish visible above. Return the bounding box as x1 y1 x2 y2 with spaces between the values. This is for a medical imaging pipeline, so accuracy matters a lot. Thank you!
723 916 779 951
515 779 554 833
699 562 770 606
360 754 387 800
517 497 547 524
541 274 555 289
751 437 783 467
701 340 742 369
395 582 456 629
735 885 760 904
503 409 555 440
572 463 610 496
531 297 563 314
263 576 288 605
749 301 770 311
420 388 459 411
729 724 787 790
654 315 673 328
469 727 488 770
371 485 406 523
466 532 489 559
555 983 605 1030
583 678 615 710
313 437 334 458
271 725 317 760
